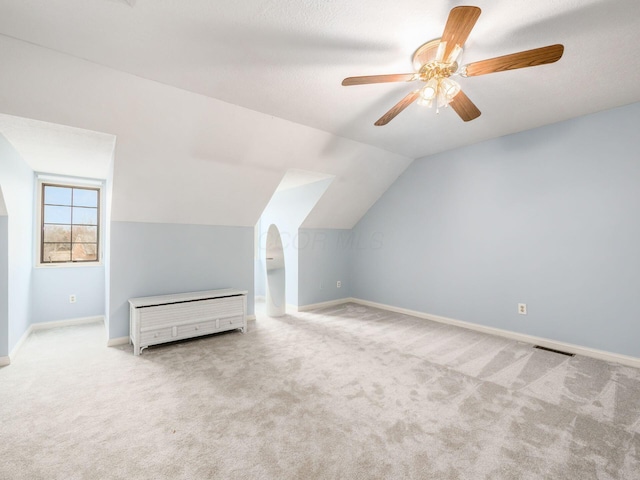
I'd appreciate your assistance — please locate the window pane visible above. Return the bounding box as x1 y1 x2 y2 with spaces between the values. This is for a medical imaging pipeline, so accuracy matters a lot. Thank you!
42 243 71 262
72 225 97 243
73 188 98 208
44 205 72 224
43 225 71 242
72 207 97 225
40 183 101 264
44 186 72 206
72 243 97 262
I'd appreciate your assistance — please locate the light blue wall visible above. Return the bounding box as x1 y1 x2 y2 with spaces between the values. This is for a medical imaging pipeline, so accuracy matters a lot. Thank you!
258 179 333 306
0 134 34 353
29 176 106 325
0 212 8 358
109 221 254 339
351 102 640 357
0 134 106 353
298 228 351 306
103 155 115 335
30 266 105 324
254 223 265 298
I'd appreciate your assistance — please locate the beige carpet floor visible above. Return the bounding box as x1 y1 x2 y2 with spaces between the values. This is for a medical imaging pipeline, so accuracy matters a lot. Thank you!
1 302 640 479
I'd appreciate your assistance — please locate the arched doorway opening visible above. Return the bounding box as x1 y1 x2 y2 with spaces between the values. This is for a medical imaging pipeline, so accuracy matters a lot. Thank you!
265 224 285 317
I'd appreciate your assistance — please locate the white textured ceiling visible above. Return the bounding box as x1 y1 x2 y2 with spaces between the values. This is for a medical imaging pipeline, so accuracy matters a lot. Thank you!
0 0 638 159
0 114 115 179
276 169 335 193
0 0 638 228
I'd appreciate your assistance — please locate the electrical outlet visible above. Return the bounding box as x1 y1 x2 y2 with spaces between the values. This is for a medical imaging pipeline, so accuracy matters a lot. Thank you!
69 294 76 304
518 303 527 315
337 281 342 288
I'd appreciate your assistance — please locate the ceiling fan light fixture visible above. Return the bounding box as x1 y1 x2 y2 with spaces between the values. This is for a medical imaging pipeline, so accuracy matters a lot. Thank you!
436 88 449 111
342 6 564 125
418 76 460 113
420 79 438 101
440 77 461 100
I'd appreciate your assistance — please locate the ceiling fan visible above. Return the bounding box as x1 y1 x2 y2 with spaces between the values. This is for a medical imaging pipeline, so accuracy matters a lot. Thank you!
342 6 564 125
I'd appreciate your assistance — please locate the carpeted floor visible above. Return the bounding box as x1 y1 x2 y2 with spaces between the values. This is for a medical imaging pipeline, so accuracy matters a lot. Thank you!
1 303 639 479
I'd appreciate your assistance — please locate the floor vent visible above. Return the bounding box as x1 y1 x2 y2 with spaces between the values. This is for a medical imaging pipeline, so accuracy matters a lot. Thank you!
533 345 575 357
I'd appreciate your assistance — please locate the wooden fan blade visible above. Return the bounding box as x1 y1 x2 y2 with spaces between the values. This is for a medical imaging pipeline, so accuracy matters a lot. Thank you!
464 44 564 77
440 6 481 62
342 74 416 86
449 90 481 122
374 90 420 126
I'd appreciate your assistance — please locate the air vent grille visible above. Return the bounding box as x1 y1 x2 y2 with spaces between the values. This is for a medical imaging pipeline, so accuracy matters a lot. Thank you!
534 345 575 357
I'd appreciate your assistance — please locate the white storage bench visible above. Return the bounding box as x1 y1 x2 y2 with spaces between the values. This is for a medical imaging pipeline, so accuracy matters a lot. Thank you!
128 288 247 355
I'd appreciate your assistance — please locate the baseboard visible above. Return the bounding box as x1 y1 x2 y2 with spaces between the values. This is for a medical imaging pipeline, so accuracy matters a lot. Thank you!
107 336 129 347
0 356 10 367
246 314 256 321
296 298 353 312
9 326 32 362
30 316 104 331
347 297 640 369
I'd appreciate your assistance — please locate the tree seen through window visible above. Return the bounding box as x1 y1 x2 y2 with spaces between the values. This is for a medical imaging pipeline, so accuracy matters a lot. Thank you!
41 184 100 263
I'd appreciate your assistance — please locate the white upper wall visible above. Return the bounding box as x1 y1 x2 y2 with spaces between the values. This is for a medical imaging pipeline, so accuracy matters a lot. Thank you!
0 36 412 228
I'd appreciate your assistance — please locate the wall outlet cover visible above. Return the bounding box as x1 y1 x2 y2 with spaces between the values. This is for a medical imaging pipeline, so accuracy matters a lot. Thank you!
518 303 527 315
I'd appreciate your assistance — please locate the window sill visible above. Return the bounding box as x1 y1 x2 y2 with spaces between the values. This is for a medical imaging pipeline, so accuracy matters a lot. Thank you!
35 262 104 269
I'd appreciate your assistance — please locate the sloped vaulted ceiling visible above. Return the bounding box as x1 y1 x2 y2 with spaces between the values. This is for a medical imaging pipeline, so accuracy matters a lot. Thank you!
0 36 411 228
0 0 639 228
0 114 116 180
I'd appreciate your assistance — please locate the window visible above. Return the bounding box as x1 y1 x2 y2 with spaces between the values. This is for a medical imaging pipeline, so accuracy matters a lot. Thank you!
40 183 100 264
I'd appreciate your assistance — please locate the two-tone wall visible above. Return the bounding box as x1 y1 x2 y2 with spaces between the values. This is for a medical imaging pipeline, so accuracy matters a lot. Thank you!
108 221 254 340
351 102 640 358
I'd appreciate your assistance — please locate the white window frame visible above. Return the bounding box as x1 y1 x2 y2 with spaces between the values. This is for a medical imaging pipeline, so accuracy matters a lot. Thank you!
35 175 104 268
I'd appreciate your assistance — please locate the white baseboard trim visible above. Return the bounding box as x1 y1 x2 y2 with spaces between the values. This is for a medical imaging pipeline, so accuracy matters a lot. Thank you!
296 298 353 312
9 326 32 362
30 316 104 331
9 316 106 363
107 336 129 347
246 314 256 321
345 297 640 369
0 356 10 367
